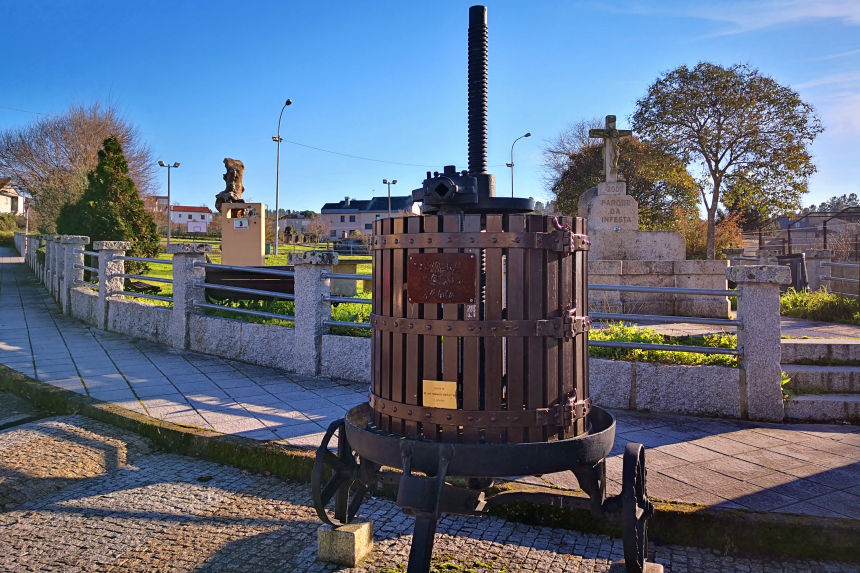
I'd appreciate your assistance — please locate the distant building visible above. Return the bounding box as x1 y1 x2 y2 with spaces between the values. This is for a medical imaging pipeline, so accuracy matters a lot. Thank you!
320 196 420 239
278 210 314 235
0 178 24 216
170 205 214 233
144 195 169 213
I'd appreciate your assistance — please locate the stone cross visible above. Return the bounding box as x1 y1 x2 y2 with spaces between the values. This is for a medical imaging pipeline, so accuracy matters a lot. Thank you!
589 115 632 183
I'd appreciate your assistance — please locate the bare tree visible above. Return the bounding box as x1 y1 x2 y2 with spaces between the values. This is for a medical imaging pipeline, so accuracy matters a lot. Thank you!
0 102 155 232
307 217 330 244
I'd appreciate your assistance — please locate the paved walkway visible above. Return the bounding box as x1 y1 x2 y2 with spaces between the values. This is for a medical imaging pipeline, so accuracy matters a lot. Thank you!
4 414 854 572
1 247 858 522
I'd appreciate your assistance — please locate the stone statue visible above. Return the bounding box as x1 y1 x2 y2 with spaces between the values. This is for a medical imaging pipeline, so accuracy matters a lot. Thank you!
588 115 632 183
214 158 246 213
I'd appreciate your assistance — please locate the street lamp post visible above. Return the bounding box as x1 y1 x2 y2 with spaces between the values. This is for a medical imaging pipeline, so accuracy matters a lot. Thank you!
505 132 531 197
272 98 292 256
157 161 180 245
382 178 397 217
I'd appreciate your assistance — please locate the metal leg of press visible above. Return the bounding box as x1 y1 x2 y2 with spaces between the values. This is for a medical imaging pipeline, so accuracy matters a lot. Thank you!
407 516 439 573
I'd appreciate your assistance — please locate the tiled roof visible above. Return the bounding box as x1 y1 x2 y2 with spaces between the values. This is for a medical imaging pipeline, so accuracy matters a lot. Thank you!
172 205 212 213
321 196 413 213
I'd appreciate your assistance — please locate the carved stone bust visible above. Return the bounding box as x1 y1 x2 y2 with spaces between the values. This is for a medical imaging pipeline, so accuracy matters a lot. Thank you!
214 158 245 213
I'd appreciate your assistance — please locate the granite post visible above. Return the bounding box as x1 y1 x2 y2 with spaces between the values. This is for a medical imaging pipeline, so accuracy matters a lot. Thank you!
290 251 337 376
94 241 130 330
168 244 211 350
804 249 832 292
728 265 791 421
60 235 90 313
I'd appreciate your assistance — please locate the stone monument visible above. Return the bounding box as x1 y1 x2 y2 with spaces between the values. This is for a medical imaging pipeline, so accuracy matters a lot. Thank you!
578 115 685 261
215 158 246 213
214 158 266 266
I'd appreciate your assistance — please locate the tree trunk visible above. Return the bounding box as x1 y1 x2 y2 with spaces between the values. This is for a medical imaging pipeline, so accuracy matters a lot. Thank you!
706 209 717 259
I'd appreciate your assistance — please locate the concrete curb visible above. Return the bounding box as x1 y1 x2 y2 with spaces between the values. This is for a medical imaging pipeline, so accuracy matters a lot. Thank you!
1 365 857 564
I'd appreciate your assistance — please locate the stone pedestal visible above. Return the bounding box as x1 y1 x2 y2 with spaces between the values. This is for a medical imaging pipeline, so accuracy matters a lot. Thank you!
317 522 373 566
60 235 90 313
94 241 130 330
290 251 338 376
728 265 791 422
168 243 211 350
578 181 639 234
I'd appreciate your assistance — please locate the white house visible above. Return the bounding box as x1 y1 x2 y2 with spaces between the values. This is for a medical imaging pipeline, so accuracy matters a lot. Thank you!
170 205 213 233
0 179 25 216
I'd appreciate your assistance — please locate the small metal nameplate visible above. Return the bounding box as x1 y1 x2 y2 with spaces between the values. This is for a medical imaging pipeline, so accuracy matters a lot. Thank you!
407 252 477 304
422 380 458 409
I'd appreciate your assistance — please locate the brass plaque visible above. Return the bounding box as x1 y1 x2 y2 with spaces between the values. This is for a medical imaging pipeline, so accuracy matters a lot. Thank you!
422 380 458 409
408 252 478 304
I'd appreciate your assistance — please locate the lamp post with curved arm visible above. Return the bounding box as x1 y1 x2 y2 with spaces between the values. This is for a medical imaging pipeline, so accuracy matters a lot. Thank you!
382 178 397 216
505 132 531 197
157 160 180 245
272 98 292 256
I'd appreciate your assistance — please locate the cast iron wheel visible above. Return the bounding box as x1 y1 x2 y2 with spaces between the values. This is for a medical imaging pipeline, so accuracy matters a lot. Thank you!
312 418 368 527
621 442 653 573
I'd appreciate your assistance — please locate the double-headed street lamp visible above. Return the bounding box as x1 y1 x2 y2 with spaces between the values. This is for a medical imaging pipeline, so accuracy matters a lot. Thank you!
505 132 531 197
272 98 292 256
157 160 180 245
382 178 397 216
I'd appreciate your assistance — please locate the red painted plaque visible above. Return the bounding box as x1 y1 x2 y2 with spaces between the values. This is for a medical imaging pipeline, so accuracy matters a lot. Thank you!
407 253 478 304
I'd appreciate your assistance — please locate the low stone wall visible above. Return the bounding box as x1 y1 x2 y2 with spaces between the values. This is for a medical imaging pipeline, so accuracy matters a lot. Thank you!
70 288 99 326
589 358 741 417
108 298 171 344
589 259 730 318
321 335 372 383
188 314 298 371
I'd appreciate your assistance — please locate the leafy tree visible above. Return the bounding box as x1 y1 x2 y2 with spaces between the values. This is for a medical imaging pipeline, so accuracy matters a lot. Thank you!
57 137 158 274
803 193 860 214
544 119 699 229
0 102 154 233
632 62 823 258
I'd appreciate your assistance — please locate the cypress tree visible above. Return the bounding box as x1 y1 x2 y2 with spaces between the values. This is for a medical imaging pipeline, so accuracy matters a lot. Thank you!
58 136 159 274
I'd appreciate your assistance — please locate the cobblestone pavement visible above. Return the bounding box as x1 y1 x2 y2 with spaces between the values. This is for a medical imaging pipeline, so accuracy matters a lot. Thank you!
1 247 860 520
1 415 856 573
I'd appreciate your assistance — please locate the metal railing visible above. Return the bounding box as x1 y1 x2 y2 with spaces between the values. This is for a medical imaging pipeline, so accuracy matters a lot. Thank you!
192 261 296 321
820 261 860 298
323 271 372 329
111 256 175 304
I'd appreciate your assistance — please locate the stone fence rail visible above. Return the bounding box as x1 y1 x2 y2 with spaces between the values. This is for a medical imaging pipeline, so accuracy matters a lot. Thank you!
14 232 790 422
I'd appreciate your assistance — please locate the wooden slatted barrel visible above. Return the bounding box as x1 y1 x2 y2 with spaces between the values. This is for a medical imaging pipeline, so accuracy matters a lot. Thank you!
369 213 591 444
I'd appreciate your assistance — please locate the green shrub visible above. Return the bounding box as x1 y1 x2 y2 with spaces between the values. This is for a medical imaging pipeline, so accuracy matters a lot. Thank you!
329 289 372 337
0 214 19 231
589 322 737 366
780 287 860 325
0 230 13 247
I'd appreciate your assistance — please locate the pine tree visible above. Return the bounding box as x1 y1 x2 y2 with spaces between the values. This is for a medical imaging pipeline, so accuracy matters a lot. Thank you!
58 136 159 274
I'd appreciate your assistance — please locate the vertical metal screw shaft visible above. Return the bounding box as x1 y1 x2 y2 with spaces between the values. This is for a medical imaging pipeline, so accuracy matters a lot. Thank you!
468 5 488 175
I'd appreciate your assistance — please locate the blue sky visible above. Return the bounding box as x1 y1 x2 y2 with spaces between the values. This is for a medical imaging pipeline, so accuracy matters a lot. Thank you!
2 1 858 213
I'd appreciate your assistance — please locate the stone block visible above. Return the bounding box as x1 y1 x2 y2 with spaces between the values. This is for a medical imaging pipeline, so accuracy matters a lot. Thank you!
633 362 741 417
727 265 790 285
674 259 728 275
166 243 212 254
588 259 623 276
609 561 664 572
321 334 372 383
93 241 131 251
331 262 359 296
623 260 674 275
589 230 685 261
317 522 373 566
289 251 338 265
588 358 632 409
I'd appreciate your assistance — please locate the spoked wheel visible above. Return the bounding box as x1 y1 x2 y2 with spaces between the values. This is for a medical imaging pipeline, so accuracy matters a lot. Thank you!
312 418 369 526
621 442 654 573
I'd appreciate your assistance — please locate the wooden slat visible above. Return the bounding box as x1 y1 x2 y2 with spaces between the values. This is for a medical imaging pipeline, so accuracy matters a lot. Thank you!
560 215 575 439
421 215 441 441
461 214 482 443
404 216 421 438
526 215 546 443
380 217 393 433
440 214 461 443
391 217 406 436
484 214 505 443
505 214 526 443
372 218 382 428
576 216 589 436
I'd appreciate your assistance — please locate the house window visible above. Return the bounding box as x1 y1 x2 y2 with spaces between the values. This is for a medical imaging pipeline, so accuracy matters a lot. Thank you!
330 230 337 237
340 215 345 222
200 214 205 219
187 214 192 219
364 223 372 230
349 215 356 222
